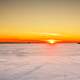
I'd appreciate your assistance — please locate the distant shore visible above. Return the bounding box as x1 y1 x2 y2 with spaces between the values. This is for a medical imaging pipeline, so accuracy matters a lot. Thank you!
0 42 78 44
0 42 45 44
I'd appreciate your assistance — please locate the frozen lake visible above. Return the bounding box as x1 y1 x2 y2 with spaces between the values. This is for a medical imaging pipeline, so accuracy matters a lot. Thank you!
0 43 80 80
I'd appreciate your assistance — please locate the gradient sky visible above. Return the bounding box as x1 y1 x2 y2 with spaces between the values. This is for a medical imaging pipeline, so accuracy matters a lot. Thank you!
0 0 80 42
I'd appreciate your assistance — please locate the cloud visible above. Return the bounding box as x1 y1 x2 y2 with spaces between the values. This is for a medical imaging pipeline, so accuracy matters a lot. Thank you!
39 33 62 36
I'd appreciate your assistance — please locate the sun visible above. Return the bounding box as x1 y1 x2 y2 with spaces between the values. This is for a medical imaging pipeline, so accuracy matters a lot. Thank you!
47 39 57 44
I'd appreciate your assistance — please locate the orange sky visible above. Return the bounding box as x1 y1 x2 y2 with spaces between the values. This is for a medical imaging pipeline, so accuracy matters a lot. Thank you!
0 0 80 42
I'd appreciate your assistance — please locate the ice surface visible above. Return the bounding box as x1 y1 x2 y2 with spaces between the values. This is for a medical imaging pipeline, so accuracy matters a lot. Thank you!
0 43 80 80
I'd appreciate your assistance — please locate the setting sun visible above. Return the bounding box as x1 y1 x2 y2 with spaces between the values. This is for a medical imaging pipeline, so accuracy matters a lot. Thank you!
47 40 57 44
